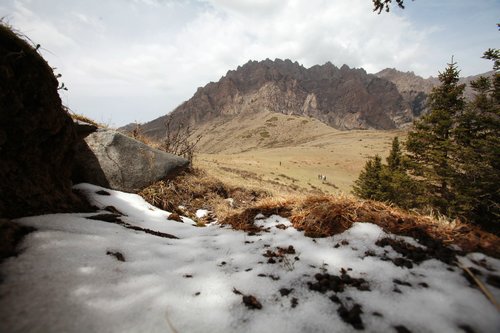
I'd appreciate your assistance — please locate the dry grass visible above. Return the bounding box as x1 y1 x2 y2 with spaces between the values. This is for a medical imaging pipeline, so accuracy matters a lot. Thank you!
69 111 106 128
123 123 163 149
194 114 405 195
139 168 499 257
139 168 270 224
221 194 500 258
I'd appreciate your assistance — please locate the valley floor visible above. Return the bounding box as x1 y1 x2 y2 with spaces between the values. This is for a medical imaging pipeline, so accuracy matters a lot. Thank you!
1 184 499 332
193 111 405 195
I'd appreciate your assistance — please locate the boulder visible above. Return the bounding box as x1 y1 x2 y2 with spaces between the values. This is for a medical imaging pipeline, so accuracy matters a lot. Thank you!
0 24 86 218
74 128 189 192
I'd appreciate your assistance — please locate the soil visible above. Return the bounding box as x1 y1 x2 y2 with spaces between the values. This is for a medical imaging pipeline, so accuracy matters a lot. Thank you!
375 237 458 266
307 271 370 293
106 251 125 262
86 214 178 239
242 295 262 310
337 303 364 330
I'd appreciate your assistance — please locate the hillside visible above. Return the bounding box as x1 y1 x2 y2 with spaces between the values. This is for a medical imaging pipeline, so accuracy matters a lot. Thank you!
190 110 402 194
135 59 425 139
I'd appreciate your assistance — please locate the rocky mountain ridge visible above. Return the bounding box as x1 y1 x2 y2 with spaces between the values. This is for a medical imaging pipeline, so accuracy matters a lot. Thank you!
375 67 492 103
134 59 490 139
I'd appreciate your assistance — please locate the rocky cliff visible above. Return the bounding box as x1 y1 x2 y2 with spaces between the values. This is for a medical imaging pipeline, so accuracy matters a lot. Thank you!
375 67 494 113
138 59 426 139
131 60 494 139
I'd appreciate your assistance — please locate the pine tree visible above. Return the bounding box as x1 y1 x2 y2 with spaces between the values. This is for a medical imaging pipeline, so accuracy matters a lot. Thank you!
387 137 403 171
406 60 466 216
452 54 500 229
354 137 421 208
384 136 422 208
352 155 384 200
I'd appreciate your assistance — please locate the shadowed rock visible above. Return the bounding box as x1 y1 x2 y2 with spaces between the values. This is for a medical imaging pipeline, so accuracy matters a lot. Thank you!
0 24 87 218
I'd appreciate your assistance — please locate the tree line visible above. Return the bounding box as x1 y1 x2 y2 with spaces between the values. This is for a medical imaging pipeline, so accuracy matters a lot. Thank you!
353 50 499 232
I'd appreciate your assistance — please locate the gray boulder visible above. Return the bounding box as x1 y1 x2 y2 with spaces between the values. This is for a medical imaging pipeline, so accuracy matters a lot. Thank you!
74 128 189 192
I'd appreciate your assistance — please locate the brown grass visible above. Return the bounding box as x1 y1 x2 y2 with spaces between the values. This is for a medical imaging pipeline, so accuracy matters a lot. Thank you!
68 110 106 128
139 168 499 258
125 123 163 149
221 194 500 258
139 168 270 224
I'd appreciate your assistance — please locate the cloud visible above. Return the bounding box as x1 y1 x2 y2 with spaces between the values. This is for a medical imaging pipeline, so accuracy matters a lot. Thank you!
8 1 77 50
0 0 497 126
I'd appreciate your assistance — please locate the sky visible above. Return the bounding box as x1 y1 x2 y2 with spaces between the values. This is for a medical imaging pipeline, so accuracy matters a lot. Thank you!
1 0 499 127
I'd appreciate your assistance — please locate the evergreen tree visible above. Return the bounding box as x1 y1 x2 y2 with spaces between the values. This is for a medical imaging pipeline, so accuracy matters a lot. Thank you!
406 60 466 216
452 55 500 229
353 155 384 200
353 137 422 208
384 136 423 208
387 137 403 171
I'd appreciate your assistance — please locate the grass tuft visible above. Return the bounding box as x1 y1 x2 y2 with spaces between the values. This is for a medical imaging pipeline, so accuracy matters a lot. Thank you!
220 194 500 257
68 110 106 128
139 167 499 258
139 168 270 223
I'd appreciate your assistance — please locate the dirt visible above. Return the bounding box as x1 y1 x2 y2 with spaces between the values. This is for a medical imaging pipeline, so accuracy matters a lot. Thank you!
233 288 263 310
458 324 477 333
375 237 458 266
242 295 262 310
337 303 364 330
394 325 412 333
96 190 111 196
486 274 500 288
86 214 178 239
279 288 293 296
308 271 370 294
106 250 125 262
168 213 183 222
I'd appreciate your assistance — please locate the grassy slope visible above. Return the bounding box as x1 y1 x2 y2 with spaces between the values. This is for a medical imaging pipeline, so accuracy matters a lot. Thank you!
193 110 406 195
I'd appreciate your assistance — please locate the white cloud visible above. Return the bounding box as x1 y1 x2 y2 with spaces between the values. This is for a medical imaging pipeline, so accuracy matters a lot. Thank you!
0 0 497 126
9 1 77 50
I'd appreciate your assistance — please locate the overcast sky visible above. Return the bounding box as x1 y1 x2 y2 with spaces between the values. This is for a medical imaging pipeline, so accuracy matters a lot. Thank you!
1 0 499 127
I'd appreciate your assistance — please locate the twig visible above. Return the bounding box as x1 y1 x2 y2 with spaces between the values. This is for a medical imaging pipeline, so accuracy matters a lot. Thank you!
458 262 500 311
165 310 179 333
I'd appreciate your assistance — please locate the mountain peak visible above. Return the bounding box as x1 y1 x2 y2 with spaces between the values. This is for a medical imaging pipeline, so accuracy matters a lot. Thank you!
138 60 430 139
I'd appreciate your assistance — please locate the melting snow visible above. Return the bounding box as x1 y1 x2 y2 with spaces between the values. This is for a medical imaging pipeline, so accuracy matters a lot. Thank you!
195 209 209 219
0 183 499 333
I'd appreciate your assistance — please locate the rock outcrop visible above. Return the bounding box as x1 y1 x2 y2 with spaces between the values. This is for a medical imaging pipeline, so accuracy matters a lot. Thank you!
375 68 495 117
74 129 189 192
0 24 86 218
133 60 492 140
138 59 425 139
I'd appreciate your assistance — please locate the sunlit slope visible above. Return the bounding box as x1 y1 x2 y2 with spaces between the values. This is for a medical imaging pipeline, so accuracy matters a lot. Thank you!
194 111 406 195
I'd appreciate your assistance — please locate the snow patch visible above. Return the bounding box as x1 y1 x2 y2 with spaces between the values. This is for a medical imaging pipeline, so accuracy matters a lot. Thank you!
0 183 498 333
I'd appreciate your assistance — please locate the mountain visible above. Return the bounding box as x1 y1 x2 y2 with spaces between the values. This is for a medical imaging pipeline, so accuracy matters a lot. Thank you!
375 68 495 109
131 59 493 140
374 68 437 119
136 59 426 139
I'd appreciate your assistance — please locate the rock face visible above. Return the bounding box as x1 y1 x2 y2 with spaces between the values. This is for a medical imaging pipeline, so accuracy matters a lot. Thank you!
74 129 189 192
0 24 85 218
375 68 495 117
138 59 425 139
375 68 437 120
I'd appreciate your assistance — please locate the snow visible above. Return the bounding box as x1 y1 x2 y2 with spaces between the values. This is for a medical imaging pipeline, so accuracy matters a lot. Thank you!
0 183 499 333
195 209 209 219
